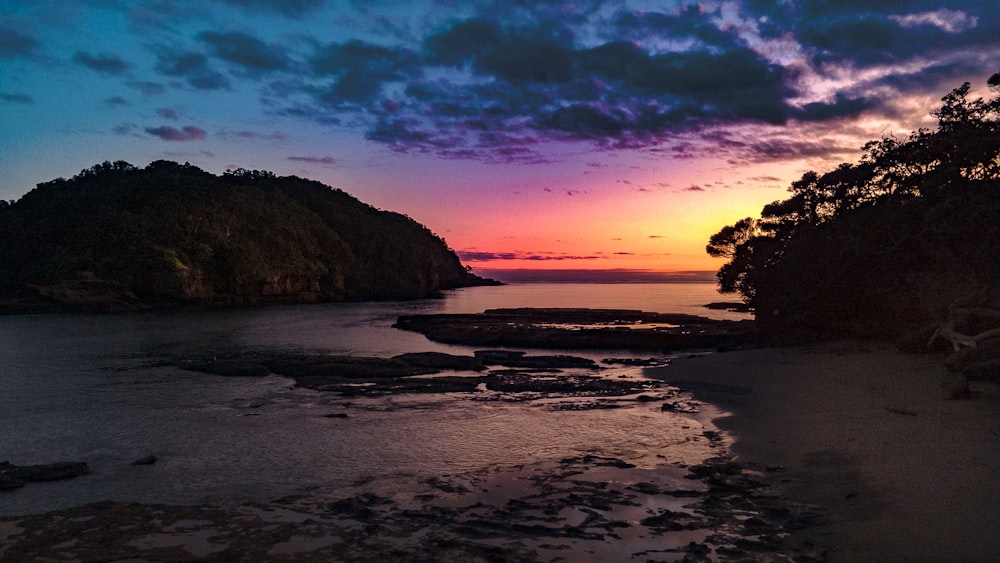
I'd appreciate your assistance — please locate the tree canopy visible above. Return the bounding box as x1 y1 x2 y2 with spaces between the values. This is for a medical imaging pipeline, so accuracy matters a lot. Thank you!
708 71 1000 336
0 161 493 311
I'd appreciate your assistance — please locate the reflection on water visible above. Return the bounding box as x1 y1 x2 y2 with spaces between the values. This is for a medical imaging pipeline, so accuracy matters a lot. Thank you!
0 283 732 516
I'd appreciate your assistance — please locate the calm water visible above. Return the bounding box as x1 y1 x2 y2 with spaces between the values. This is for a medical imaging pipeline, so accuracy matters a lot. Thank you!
0 283 745 516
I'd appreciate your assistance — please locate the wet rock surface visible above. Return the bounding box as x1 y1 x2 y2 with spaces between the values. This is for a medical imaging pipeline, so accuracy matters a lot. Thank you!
0 461 90 491
176 347 655 397
0 455 824 562
394 308 757 350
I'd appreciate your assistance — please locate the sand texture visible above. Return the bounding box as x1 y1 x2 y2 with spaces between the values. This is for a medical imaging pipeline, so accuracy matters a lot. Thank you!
654 342 1000 562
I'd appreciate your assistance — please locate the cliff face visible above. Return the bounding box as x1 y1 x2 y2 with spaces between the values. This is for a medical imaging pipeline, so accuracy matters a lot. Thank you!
0 160 496 312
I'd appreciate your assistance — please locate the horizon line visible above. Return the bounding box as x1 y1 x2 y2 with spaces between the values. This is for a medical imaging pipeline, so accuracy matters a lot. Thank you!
472 268 718 284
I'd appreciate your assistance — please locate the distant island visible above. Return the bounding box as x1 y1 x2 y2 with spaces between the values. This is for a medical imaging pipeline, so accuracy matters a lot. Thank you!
0 161 498 312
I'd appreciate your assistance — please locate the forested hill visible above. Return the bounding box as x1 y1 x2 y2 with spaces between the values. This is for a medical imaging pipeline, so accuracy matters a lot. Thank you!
708 72 1000 340
0 161 498 312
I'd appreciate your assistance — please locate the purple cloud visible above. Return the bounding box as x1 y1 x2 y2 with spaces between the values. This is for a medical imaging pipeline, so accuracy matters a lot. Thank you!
288 156 335 164
157 107 179 120
456 250 605 262
145 125 207 142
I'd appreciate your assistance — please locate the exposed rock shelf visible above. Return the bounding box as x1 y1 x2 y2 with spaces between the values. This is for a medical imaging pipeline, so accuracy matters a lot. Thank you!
393 308 757 350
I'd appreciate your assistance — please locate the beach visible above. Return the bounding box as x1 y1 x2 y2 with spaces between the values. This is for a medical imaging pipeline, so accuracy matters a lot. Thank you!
654 342 1000 562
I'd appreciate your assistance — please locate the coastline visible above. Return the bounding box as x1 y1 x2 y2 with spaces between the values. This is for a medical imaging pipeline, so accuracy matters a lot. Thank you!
650 342 1000 562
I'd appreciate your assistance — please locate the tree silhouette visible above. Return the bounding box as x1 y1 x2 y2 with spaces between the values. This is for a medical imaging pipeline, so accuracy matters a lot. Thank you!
708 71 1000 336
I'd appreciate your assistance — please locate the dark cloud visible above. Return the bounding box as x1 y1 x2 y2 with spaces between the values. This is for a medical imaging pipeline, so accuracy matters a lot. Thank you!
73 51 131 75
200 31 290 73
1 92 34 104
288 156 334 164
246 1 1000 162
217 0 323 18
0 25 39 58
157 107 179 119
311 40 420 105
683 186 706 192
428 19 576 84
106 96 129 106
145 125 207 142
795 93 874 121
155 51 230 90
741 138 859 163
127 80 166 96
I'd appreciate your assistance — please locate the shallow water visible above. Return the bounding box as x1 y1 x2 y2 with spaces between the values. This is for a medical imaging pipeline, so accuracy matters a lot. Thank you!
0 282 742 516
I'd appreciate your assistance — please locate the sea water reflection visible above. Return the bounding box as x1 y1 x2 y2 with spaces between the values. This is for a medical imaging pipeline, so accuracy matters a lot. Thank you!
0 283 741 516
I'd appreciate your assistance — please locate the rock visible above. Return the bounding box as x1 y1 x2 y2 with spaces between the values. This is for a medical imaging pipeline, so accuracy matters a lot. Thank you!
394 308 757 351
130 455 158 466
393 352 486 372
475 350 597 369
0 460 90 491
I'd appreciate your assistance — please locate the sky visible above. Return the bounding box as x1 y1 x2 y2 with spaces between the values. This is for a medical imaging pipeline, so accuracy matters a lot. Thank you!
2 1 999 279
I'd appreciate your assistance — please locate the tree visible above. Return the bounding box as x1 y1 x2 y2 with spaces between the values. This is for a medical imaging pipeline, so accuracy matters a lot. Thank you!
706 71 1000 335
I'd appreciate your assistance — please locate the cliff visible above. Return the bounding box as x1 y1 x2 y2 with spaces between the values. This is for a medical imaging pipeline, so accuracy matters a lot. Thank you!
0 160 497 312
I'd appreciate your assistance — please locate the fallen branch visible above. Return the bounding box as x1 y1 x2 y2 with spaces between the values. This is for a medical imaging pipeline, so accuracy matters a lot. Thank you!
929 305 1000 351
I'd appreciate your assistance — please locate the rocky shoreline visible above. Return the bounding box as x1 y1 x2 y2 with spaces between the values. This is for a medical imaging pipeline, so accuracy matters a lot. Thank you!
0 307 835 561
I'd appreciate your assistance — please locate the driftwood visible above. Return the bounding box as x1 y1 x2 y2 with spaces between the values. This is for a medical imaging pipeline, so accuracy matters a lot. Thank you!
929 305 1000 351
929 304 1000 398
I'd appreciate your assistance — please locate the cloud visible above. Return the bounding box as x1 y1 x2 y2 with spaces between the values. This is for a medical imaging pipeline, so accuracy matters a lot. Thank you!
127 80 166 96
310 39 420 105
155 50 230 90
1 92 34 104
145 125 207 142
456 250 605 262
138 0 995 164
288 156 334 164
219 129 286 140
682 186 706 192
157 107 179 119
0 25 39 58
73 51 131 75
890 9 978 34
105 96 130 106
200 31 290 73
217 0 323 18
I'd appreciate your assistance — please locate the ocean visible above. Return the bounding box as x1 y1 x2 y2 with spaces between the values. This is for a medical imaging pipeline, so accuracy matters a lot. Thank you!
0 282 748 518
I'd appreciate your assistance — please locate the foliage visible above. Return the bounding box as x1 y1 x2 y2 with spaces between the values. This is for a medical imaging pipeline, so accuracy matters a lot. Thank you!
708 72 1000 336
0 161 487 306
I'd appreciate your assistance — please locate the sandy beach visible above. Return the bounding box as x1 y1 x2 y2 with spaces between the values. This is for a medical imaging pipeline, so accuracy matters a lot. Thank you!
653 342 1000 562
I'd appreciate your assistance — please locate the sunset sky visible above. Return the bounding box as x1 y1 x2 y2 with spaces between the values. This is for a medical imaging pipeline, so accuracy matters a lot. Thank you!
2 1 999 278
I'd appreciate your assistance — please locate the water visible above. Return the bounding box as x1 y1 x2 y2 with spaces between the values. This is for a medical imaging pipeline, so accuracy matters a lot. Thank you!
0 282 745 516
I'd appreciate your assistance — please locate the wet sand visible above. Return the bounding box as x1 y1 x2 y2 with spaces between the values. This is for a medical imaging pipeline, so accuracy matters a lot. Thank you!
652 341 1000 562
